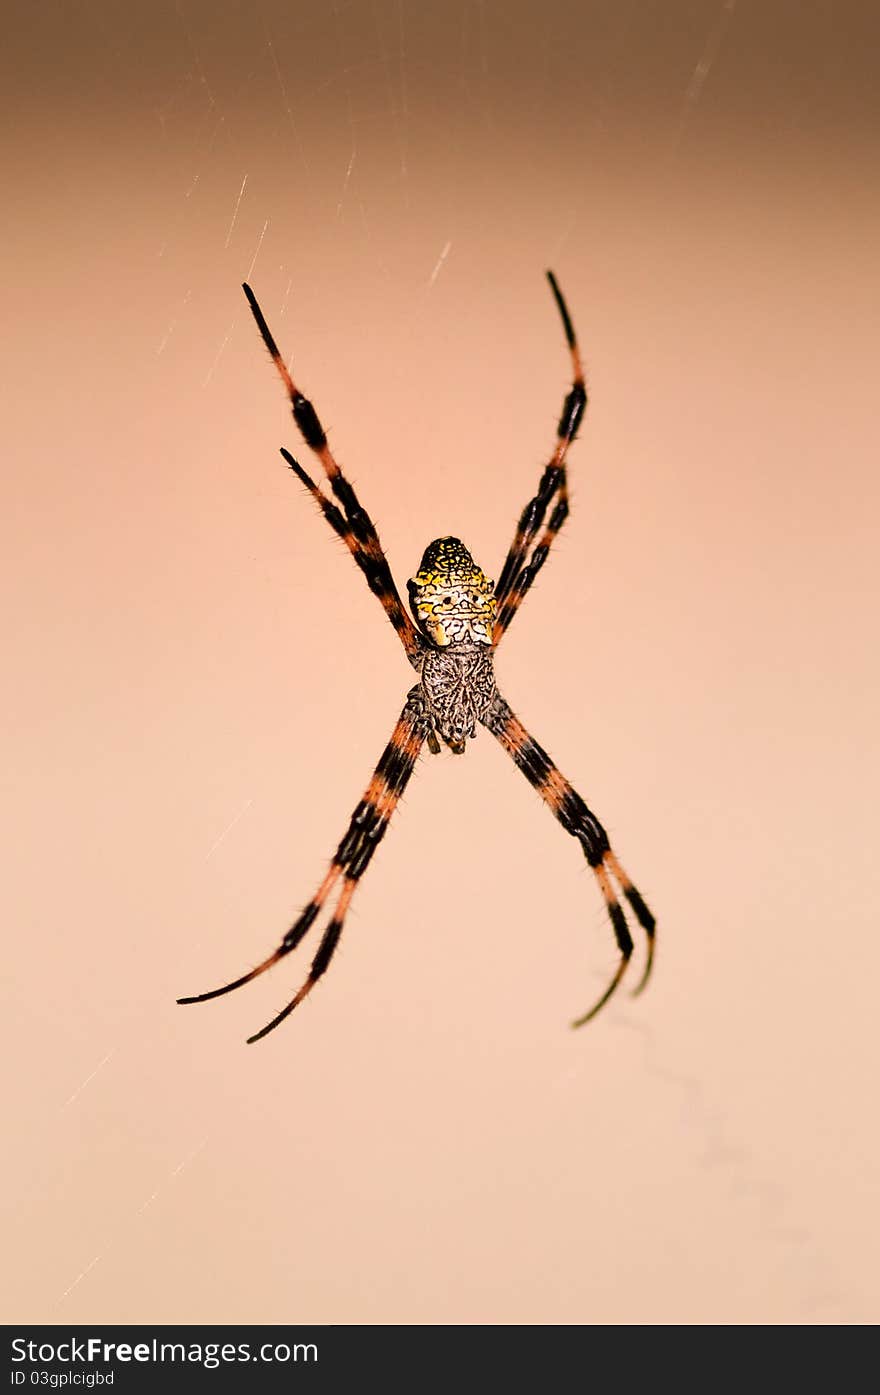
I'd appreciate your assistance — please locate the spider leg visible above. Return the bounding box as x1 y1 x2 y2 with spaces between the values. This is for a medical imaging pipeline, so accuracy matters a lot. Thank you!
493 271 586 646
483 692 655 1024
242 283 423 669
178 688 429 1041
278 448 420 660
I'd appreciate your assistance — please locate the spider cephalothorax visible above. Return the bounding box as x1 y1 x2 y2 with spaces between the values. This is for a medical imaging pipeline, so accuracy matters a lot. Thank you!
419 640 496 754
179 274 656 1042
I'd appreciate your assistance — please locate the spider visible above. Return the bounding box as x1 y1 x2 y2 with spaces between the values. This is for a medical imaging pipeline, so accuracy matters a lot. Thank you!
178 272 656 1042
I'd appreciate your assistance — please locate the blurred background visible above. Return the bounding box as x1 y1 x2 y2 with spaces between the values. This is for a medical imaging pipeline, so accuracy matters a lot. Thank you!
2 0 878 1324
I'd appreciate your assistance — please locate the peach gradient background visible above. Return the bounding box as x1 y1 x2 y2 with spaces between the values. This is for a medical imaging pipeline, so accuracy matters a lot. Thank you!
3 1 878 1324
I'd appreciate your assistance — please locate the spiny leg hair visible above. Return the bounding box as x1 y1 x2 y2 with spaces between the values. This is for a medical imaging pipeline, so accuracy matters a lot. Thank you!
178 690 428 1042
242 283 423 668
493 271 587 644
483 692 655 1023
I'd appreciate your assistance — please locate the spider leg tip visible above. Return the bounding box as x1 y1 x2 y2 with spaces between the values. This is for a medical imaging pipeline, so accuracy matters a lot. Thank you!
569 1008 600 1030
629 955 656 999
246 1013 288 1045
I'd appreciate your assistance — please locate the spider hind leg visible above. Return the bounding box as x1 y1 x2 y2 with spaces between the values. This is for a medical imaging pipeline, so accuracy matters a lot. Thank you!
242 283 423 668
493 271 587 645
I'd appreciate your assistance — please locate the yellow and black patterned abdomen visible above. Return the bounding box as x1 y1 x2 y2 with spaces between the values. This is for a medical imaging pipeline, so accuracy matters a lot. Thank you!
407 536 496 647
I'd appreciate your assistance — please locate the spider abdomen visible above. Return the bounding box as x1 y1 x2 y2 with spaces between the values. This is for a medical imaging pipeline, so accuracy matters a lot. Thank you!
407 536 496 648
420 642 497 752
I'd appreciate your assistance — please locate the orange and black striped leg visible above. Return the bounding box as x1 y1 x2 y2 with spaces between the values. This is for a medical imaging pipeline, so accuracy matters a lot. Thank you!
483 693 655 1024
242 283 423 669
278 448 422 662
178 688 429 1041
493 477 570 640
493 271 586 642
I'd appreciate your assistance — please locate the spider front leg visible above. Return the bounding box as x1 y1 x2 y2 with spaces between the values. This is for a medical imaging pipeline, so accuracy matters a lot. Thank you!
178 689 429 1042
483 692 655 1024
493 271 587 645
243 283 424 669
